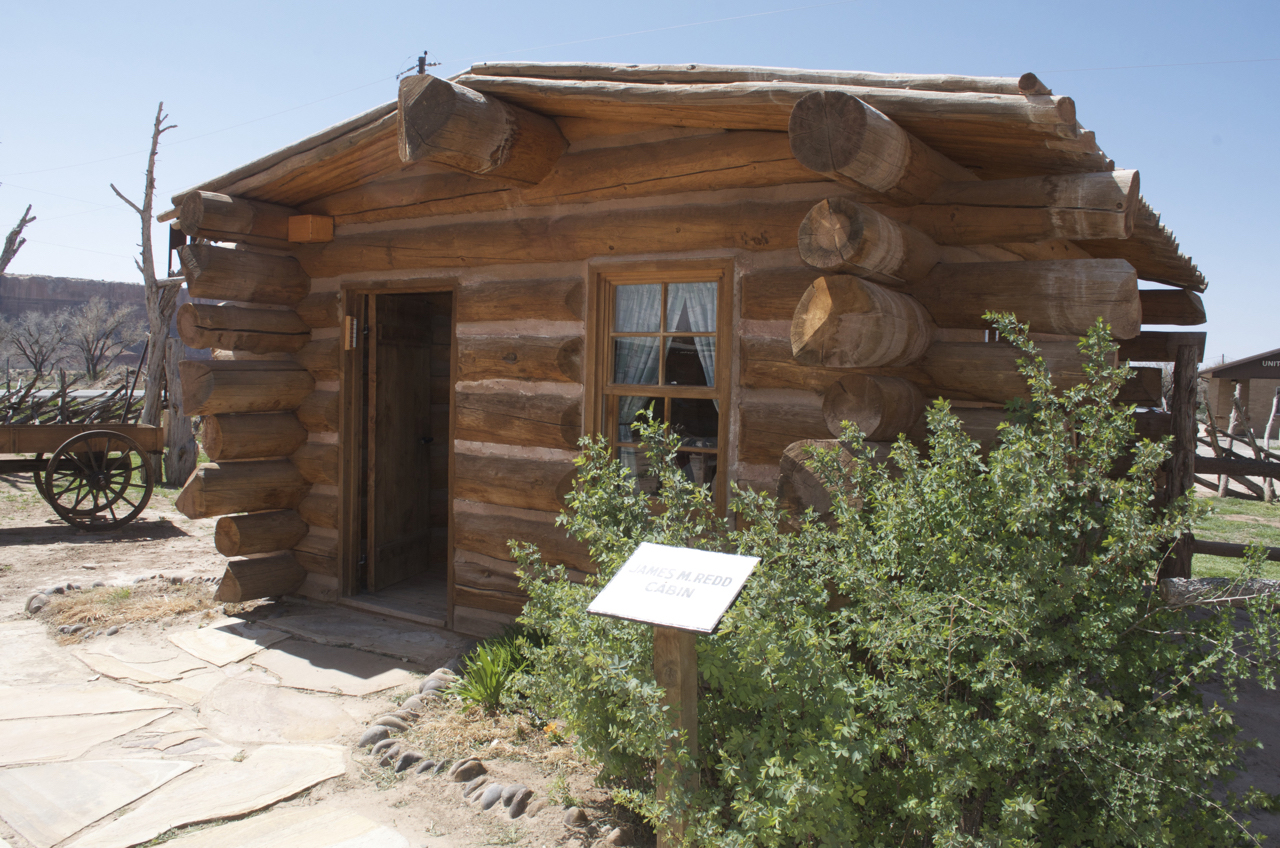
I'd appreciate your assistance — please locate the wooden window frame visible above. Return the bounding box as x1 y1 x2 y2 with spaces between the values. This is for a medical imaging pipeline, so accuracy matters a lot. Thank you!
586 261 733 511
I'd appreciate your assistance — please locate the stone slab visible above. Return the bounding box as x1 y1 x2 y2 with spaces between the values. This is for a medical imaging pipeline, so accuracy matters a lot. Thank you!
168 618 289 667
0 684 169 720
252 640 420 696
198 678 360 744
0 759 194 848
73 650 207 684
0 621 91 686
161 805 412 848
84 638 185 665
66 744 347 848
261 609 470 666
0 710 170 766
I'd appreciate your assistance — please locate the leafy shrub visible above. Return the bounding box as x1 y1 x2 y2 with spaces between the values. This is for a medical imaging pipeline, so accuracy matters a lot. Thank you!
515 318 1279 846
454 626 534 713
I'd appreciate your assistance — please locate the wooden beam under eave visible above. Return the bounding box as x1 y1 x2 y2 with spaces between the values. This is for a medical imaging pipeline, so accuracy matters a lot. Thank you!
398 74 568 186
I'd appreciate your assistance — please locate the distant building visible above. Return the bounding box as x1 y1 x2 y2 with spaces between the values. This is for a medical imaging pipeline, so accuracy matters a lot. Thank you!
1202 347 1280 439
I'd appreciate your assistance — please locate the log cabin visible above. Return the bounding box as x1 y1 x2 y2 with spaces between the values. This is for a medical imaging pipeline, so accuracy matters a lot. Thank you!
160 62 1209 636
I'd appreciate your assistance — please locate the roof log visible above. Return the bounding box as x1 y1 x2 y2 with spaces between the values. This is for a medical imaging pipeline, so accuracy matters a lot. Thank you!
178 191 297 248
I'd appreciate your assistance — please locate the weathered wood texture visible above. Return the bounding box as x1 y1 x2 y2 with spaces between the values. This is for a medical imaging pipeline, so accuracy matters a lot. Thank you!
293 531 340 576
1139 288 1207 325
214 553 306 602
741 264 820 321
797 197 941 284
176 460 309 519
176 302 311 354
179 360 314 416
456 335 583 383
454 501 593 571
399 74 568 185
454 450 577 513
298 493 339 530
201 412 308 461
822 373 927 440
179 243 309 305
457 277 584 323
907 258 1141 338
288 215 334 243
179 191 295 245
455 383 582 450
788 90 974 204
294 291 341 329
291 443 339 485
738 393 831 465
454 549 590 604
792 276 935 368
294 199 817 277
778 439 894 518
1116 331 1206 363
294 337 340 381
214 510 309 557
297 391 340 432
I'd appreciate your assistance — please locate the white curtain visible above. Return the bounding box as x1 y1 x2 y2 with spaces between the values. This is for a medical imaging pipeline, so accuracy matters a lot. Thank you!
666 282 717 404
613 285 662 443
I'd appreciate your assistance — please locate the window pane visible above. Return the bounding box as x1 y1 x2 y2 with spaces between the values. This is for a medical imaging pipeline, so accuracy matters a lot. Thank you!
614 284 661 332
664 336 714 387
613 337 660 385
670 397 717 446
676 451 717 489
617 396 663 444
666 282 717 332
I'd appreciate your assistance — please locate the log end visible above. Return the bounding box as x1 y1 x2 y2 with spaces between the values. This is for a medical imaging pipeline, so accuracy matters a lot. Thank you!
1017 72 1052 96
788 90 872 177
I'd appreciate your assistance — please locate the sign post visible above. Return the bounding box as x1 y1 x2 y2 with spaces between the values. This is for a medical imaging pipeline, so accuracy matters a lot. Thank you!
588 542 759 847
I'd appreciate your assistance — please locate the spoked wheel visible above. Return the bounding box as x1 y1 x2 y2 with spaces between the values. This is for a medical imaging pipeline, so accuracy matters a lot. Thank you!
43 430 155 531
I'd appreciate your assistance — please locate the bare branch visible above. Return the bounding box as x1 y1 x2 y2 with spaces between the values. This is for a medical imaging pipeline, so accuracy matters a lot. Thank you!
110 183 144 216
0 204 37 274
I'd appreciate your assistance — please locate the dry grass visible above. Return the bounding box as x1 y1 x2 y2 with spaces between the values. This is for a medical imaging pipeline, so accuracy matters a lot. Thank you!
41 581 220 637
400 696 590 772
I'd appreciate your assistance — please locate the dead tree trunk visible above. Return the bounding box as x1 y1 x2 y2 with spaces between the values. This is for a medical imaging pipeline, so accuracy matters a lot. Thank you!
1 205 36 273
163 337 197 485
111 102 180 428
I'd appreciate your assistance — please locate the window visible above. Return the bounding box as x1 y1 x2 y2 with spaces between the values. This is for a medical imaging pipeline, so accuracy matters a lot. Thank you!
593 264 730 509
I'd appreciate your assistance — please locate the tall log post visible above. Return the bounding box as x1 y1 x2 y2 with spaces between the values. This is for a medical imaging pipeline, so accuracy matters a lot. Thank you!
398 74 568 185
179 243 310 305
176 303 312 354
821 374 927 440
201 412 308 461
788 89 975 204
214 510 309 557
1158 343 1200 581
797 197 941 285
179 360 315 416
176 460 310 519
178 191 296 246
791 276 935 368
907 259 1141 339
214 552 306 603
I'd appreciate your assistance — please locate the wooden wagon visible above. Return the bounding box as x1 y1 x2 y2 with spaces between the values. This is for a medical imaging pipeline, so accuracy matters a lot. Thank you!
0 423 164 530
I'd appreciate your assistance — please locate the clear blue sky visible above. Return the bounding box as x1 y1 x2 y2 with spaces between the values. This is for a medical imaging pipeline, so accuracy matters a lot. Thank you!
2 0 1275 364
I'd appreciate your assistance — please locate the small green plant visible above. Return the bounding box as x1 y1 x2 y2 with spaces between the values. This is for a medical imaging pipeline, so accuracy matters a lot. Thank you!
454 632 528 713
546 770 581 808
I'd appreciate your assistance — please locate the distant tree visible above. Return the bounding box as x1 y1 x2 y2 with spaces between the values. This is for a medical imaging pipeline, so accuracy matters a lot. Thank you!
1 309 66 379
64 297 146 381
0 205 36 274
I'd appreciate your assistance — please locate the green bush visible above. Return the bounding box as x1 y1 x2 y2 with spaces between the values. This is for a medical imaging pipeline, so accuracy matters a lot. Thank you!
454 628 532 713
515 317 1279 846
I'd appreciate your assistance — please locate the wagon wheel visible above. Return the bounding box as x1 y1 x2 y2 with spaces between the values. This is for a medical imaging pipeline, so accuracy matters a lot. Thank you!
31 453 48 501
43 430 155 531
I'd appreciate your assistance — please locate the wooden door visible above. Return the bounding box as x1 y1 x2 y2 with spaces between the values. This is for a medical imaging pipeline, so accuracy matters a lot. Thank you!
367 293 443 590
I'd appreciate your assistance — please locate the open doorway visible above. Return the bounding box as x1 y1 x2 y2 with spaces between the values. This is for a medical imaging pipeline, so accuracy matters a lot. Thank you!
343 290 452 627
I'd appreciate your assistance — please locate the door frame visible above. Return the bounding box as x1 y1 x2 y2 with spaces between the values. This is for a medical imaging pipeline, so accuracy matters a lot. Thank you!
340 279 458 628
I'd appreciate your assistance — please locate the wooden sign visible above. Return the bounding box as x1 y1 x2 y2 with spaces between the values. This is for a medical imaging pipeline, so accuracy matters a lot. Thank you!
587 542 759 633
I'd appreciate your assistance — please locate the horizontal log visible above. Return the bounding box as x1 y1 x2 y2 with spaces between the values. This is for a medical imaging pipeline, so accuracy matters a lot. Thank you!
287 215 333 244
1134 410 1173 441
452 605 517 639
454 500 592 571
1117 332 1206 363
399 74 568 185
1118 367 1164 405
178 360 314 416
290 442 339 485
458 277 583 324
453 584 527 617
294 291 341 329
179 191 295 246
294 199 817 277
738 393 831 465
455 383 582 450
789 89 975 205
297 391 340 433
454 450 576 512
214 510 308 557
179 243 309 305
797 197 941 284
899 340 1094 404
1187 542 1280 563
892 170 1140 243
201 412 307 461
456 334 582 383
1195 456 1280 479
298 493 339 530
778 439 894 519
1139 289 1207 326
741 264 821 322
293 531 340 577
176 460 309 519
214 552 306 603
294 337 339 381
454 548 590 597
792 276 935 368
822 373 927 440
907 258 1141 339
176 302 311 354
